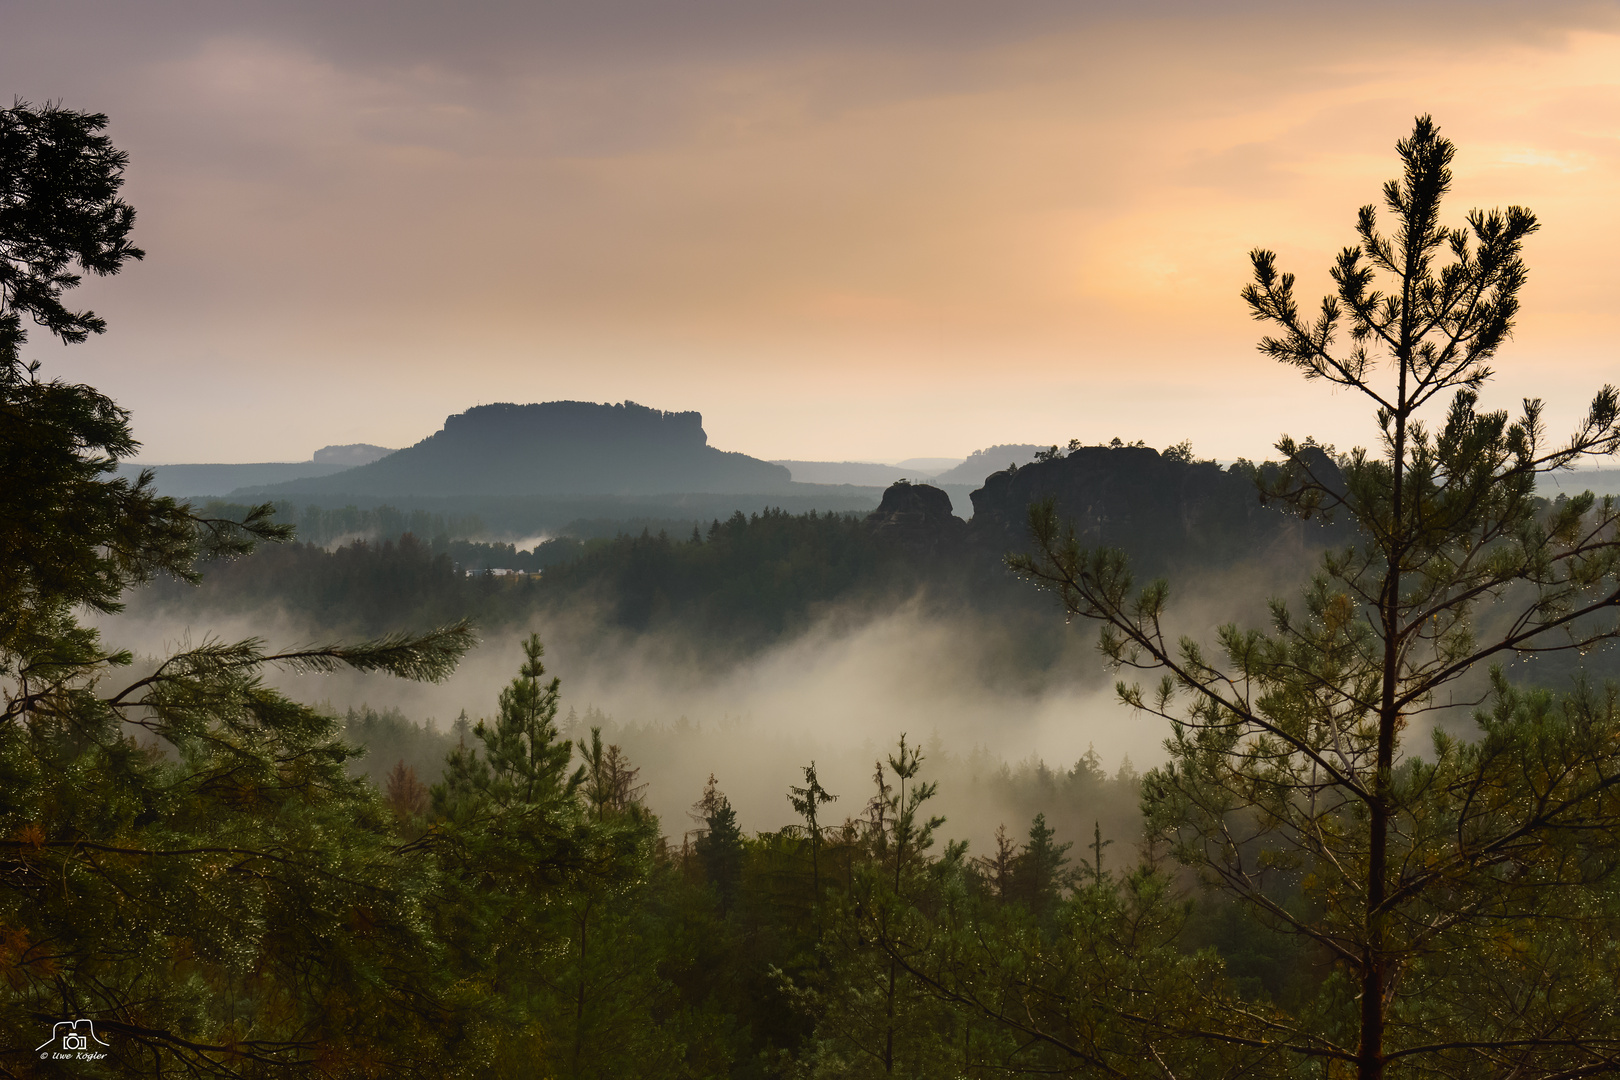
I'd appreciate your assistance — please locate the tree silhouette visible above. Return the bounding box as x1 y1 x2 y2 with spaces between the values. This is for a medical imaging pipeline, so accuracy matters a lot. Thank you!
1017 116 1620 1079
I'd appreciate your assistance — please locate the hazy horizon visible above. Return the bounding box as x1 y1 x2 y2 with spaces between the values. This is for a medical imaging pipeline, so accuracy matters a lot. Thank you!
7 1 1618 466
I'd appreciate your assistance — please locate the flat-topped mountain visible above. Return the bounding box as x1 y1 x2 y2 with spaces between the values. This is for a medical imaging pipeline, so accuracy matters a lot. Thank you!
249 401 793 498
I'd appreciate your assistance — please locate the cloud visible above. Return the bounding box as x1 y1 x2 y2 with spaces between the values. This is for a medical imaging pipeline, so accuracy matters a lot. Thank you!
6 1 1620 465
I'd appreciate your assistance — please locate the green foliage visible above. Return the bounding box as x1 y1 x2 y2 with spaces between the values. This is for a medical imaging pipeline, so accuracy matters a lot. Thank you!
136 533 515 637
785 738 961 1078
0 98 492 1074
423 637 734 1078
2 546 470 1060
544 508 923 642
341 704 457 789
437 633 581 811
1009 813 1071 921
0 359 477 1069
286 503 485 548
1014 116 1620 1077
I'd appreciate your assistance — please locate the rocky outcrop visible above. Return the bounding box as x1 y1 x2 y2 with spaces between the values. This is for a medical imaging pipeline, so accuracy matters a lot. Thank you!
865 482 966 553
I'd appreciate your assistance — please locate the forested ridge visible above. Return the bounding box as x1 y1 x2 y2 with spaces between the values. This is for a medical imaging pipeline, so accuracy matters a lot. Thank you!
132 482 1617 690
132 508 970 642
9 103 1620 1080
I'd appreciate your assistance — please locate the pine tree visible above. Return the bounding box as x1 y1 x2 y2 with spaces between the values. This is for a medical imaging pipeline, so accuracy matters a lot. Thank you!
582 726 648 821
972 824 1019 904
1016 116 1620 1078
786 737 964 1078
0 99 477 1073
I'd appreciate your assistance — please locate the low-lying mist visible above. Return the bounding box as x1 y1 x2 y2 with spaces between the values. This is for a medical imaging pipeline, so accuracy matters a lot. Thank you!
94 551 1324 857
96 599 1155 852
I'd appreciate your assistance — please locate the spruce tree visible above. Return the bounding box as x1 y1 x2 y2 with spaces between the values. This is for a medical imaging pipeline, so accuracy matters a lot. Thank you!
789 760 838 902
693 774 745 915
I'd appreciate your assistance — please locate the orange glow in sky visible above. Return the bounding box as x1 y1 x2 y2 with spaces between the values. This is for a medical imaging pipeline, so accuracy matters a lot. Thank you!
6 2 1619 464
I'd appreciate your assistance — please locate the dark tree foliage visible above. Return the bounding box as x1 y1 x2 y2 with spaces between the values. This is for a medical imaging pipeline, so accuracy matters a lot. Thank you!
0 100 142 359
692 775 747 915
1014 116 1620 1079
0 100 479 1075
0 100 276 651
1007 812 1072 922
543 509 923 640
789 761 839 903
135 534 501 636
117 508 935 650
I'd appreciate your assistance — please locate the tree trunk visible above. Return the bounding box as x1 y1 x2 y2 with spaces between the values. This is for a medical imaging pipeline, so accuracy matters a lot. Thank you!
1359 266 1415 1080
884 954 897 1074
572 898 592 1077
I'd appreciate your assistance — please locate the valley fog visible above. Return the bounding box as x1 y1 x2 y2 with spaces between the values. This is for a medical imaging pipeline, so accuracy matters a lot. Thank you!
98 505 1341 867
96 595 1154 853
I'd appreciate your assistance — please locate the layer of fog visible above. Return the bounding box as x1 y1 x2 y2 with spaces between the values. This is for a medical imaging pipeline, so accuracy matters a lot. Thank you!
96 539 1371 861
96 594 1164 851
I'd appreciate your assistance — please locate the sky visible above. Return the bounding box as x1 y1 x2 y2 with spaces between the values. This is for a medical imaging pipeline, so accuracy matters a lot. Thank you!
6 0 1620 465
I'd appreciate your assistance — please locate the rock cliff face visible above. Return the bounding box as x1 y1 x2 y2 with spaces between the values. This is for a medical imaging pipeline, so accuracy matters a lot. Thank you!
864 482 966 553
966 446 1347 571
252 401 793 498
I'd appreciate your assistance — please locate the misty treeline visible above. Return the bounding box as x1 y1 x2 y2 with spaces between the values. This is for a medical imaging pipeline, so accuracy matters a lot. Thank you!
144 491 1620 696
126 505 1080 672
12 101 1620 1079
266 501 485 549
339 701 1145 864
213 499 702 564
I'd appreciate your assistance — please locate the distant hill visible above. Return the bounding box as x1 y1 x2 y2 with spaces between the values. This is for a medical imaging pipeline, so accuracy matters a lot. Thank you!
242 400 793 499
929 444 1048 486
773 460 941 486
894 456 963 473
1539 468 1620 499
313 443 395 466
116 444 398 499
116 461 357 498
